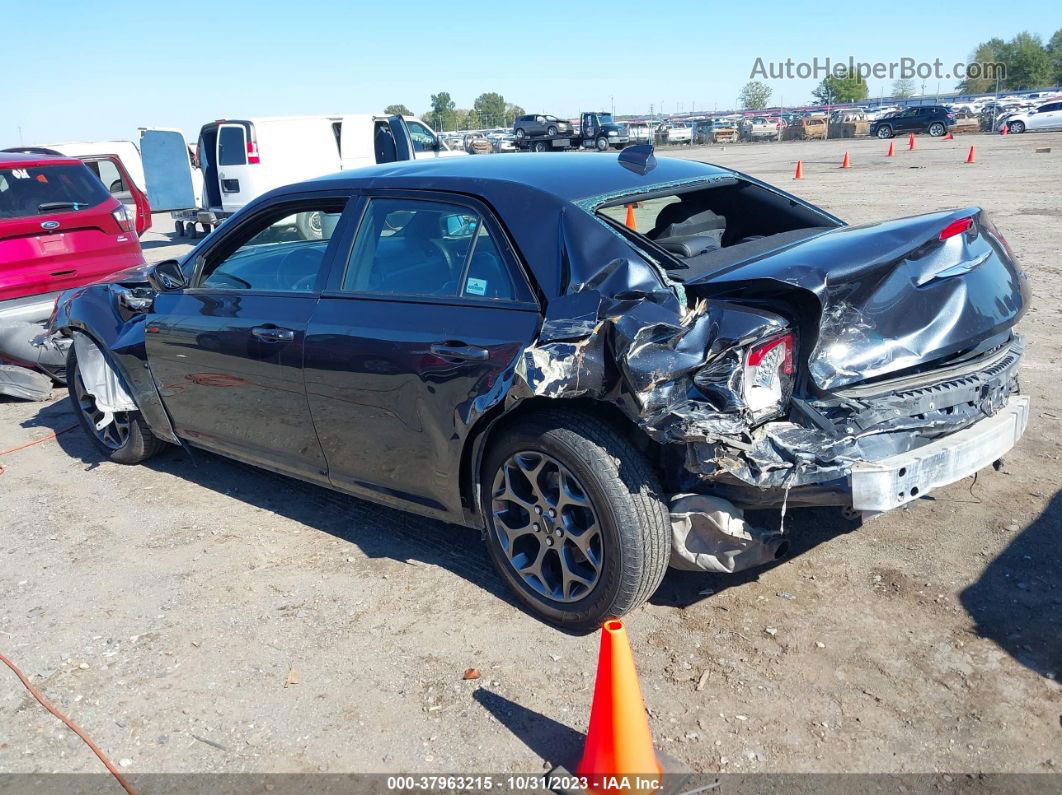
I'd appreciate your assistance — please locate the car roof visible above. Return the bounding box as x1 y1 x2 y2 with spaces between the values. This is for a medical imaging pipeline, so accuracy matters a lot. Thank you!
0 151 85 168
305 152 734 203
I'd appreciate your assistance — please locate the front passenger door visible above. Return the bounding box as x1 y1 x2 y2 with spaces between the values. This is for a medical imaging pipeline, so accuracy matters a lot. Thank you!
147 194 353 481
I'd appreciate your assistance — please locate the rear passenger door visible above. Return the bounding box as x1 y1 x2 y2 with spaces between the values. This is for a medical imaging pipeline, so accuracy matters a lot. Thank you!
303 191 540 520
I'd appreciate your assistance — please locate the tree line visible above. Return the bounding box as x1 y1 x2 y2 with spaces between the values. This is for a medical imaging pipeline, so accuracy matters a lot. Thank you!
383 92 526 131
734 29 1062 110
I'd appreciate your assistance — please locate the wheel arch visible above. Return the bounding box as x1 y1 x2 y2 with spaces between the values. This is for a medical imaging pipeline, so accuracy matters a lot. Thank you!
459 396 663 530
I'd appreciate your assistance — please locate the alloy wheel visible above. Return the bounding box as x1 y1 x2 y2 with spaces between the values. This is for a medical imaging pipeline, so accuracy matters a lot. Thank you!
73 368 130 451
491 451 603 603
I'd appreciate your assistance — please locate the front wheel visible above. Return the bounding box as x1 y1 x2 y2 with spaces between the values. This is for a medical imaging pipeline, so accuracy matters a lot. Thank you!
482 411 670 631
1009 120 1025 134
876 125 894 139
546 125 558 136
595 136 609 152
928 122 946 137
67 340 166 465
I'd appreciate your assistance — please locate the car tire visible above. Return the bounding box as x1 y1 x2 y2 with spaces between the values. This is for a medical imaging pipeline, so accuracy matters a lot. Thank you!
481 410 670 632
876 125 893 139
67 341 167 465
186 223 198 239
295 210 324 240
515 128 526 139
533 141 547 153
174 220 185 237
1009 120 1026 134
928 122 946 137
595 136 609 152
547 125 558 137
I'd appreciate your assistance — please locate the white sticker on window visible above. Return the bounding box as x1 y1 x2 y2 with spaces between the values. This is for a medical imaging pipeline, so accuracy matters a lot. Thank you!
466 277 487 296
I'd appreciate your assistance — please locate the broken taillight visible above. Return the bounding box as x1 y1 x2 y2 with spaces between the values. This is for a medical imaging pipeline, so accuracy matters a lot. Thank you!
743 333 796 422
938 217 973 241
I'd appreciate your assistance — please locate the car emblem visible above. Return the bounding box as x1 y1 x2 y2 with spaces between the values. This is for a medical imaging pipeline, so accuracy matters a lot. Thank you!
41 220 61 230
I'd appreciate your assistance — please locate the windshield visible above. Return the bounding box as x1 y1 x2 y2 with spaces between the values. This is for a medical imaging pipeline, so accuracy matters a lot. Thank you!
0 163 109 220
598 113 615 124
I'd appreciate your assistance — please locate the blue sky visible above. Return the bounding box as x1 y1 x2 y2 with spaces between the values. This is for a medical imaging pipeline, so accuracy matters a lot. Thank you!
3 0 1057 144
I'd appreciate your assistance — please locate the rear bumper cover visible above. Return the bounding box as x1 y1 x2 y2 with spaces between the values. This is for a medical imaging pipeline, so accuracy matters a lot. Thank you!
850 394 1029 513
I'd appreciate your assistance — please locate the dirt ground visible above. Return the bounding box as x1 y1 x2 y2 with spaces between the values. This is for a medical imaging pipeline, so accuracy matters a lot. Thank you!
1 133 1060 778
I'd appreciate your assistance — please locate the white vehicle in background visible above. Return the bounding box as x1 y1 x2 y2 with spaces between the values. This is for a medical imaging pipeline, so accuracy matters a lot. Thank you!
655 122 692 145
173 114 462 237
996 100 1062 133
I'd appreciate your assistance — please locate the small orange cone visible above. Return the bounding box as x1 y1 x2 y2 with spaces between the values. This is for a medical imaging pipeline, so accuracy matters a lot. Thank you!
794 160 803 179
943 132 954 141
1000 123 1008 136
966 145 976 164
908 133 916 150
886 141 895 157
840 151 850 169
577 621 661 794
625 204 637 231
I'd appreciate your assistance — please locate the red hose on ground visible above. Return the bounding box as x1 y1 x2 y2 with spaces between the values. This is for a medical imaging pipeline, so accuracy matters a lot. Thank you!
0 423 79 476
0 650 135 794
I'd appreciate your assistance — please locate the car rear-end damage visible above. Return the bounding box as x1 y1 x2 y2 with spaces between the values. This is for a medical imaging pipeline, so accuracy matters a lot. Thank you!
502 166 1029 575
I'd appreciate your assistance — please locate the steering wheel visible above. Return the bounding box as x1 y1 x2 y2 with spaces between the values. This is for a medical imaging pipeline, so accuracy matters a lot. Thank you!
427 238 455 274
276 246 322 292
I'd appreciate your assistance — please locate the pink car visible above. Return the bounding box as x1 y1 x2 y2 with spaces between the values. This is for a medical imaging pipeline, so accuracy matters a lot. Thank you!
0 152 145 397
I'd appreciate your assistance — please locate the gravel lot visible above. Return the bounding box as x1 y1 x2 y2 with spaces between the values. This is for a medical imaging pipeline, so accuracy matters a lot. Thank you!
1 133 1059 778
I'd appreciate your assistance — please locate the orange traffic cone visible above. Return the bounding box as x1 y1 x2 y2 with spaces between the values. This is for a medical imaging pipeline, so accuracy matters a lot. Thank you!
577 621 661 794
886 141 895 157
908 133 916 150
966 145 976 164
625 204 637 231
840 151 850 169
943 132 954 141
1001 123 1008 136
794 160 803 179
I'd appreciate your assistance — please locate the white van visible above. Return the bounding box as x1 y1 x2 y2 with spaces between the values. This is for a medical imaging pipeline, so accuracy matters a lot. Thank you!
181 114 463 235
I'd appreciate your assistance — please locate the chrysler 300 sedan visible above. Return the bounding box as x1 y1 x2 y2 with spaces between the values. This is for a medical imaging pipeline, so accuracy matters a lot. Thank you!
52 149 1030 630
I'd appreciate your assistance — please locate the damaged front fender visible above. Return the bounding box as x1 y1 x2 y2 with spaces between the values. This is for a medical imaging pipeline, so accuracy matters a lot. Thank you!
52 281 179 445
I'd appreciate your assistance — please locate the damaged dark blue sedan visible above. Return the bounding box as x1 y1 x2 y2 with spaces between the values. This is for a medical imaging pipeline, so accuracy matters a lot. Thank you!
52 149 1030 630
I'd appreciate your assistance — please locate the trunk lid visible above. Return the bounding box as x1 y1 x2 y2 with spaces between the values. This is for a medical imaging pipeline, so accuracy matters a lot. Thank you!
682 207 1029 390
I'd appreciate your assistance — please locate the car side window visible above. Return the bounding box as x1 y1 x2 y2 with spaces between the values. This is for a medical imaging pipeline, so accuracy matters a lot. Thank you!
342 198 532 302
198 200 346 292
406 121 437 153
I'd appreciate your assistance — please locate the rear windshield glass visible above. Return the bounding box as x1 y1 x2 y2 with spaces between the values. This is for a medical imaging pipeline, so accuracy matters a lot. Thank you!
0 164 110 220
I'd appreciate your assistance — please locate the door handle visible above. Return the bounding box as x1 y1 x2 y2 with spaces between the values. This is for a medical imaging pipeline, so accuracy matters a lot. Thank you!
430 342 488 361
252 326 295 342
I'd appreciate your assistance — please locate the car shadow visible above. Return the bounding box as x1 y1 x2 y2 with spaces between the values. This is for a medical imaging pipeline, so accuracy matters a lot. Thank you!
140 238 190 250
472 688 584 772
650 507 861 609
959 489 1062 679
24 395 528 618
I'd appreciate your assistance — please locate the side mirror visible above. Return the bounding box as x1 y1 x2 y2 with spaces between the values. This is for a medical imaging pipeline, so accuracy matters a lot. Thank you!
148 259 186 292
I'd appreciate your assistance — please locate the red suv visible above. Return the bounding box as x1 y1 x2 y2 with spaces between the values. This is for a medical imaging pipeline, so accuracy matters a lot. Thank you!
0 152 146 317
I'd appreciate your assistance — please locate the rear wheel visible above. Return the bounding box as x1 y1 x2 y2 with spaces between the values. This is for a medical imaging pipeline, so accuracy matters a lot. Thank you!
532 141 547 153
515 128 526 139
295 210 323 240
482 410 670 631
67 341 166 465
